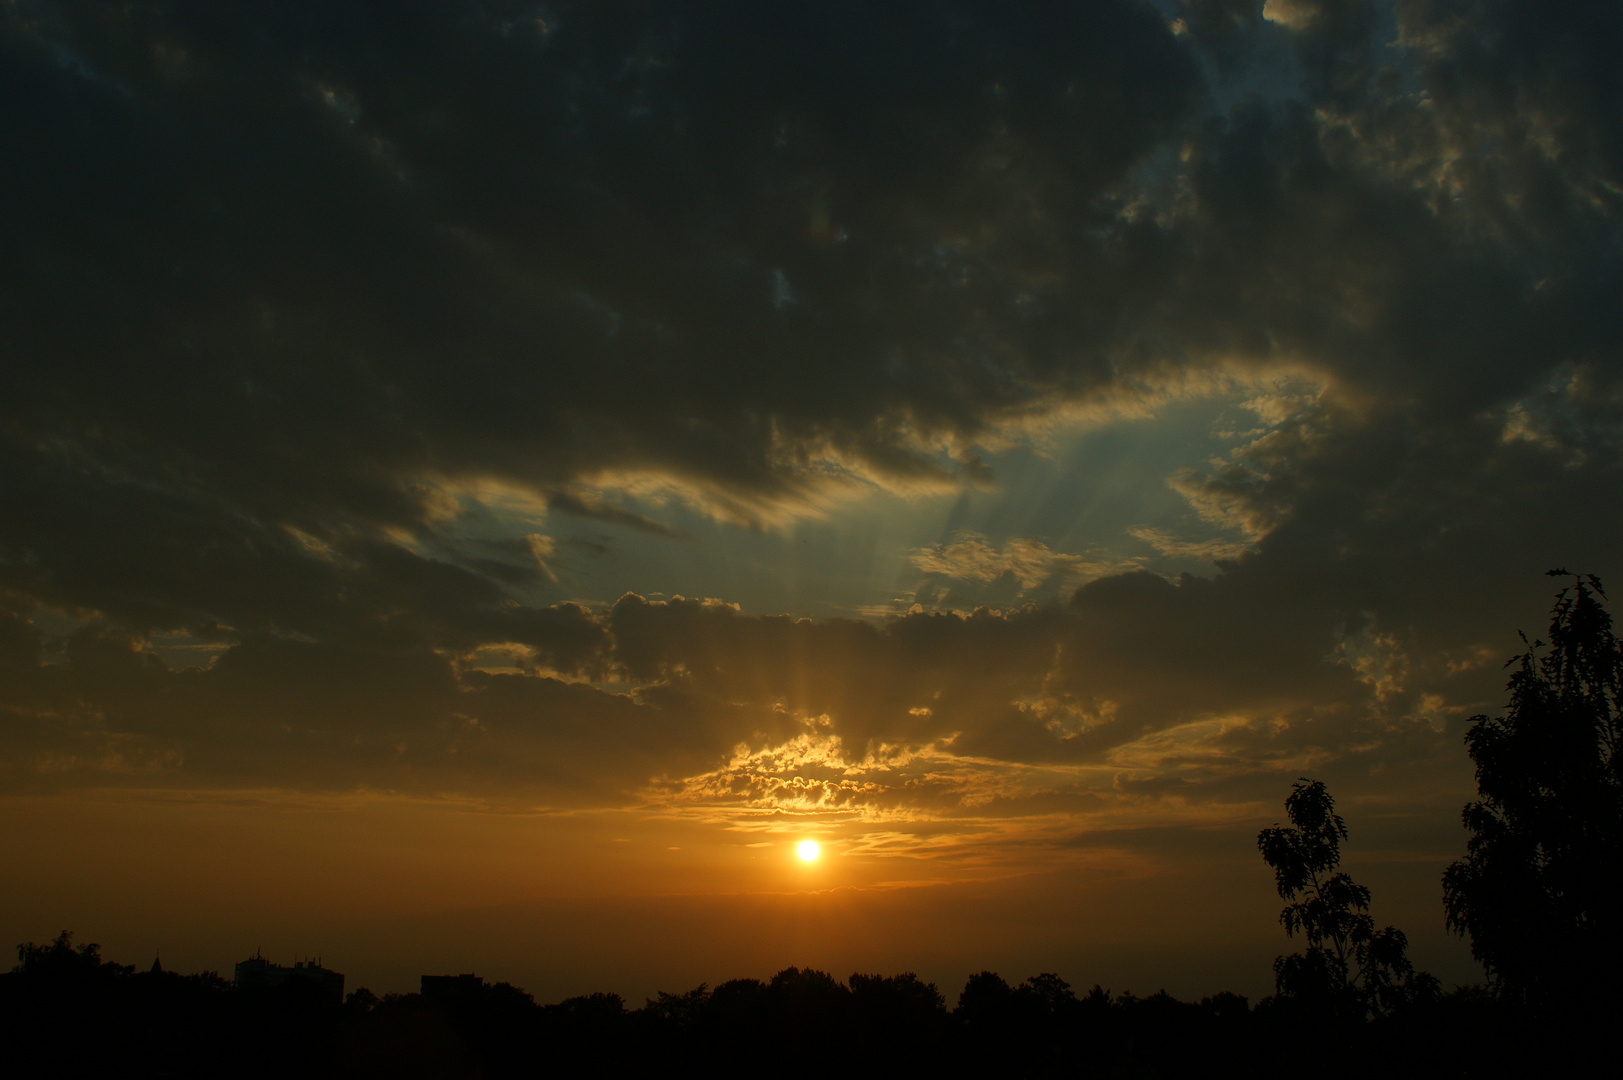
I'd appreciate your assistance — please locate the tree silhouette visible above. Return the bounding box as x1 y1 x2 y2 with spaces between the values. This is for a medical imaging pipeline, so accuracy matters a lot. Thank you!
643 982 710 1031
1443 571 1623 1005
1258 779 1432 1018
14 930 131 981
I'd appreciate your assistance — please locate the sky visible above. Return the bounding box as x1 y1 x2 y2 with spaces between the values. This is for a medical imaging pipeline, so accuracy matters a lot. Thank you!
3 0 1621 1003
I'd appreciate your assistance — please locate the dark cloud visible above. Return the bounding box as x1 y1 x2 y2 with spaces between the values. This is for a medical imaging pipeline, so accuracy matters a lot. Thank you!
0 0 1204 538
1 1 1620 818
0 581 1448 811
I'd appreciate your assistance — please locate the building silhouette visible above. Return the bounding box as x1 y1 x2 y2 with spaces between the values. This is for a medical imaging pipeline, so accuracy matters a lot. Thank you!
233 950 344 1005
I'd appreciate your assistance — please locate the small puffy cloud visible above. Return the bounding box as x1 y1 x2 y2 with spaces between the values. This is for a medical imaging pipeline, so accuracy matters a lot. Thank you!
1261 0 1323 31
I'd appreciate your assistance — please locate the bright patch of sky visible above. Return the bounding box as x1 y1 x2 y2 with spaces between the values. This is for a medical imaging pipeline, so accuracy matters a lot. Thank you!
464 390 1266 619
1147 0 1419 119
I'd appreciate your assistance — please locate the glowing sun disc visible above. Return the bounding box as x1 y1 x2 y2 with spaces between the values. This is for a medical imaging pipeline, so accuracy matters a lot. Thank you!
797 840 821 861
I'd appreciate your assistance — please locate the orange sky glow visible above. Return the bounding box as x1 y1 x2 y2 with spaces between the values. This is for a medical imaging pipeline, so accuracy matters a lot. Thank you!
4 0 1618 1005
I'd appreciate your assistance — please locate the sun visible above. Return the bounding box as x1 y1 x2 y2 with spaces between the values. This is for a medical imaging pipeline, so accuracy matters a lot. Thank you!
797 840 821 862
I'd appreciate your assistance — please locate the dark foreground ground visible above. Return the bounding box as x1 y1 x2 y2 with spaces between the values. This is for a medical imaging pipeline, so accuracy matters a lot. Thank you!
0 939 1604 1078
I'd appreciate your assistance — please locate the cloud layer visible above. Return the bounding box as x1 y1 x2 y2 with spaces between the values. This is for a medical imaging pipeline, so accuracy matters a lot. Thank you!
2 1 1621 844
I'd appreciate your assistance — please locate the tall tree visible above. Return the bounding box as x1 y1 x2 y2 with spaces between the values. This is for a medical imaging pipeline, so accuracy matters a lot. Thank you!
1443 571 1623 1004
1258 779 1430 1018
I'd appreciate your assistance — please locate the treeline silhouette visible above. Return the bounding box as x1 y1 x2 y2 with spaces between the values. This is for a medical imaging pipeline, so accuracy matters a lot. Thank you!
0 931 1546 1079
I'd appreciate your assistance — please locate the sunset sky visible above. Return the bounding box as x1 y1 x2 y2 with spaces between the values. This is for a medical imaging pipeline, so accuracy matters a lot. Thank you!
3 0 1621 1002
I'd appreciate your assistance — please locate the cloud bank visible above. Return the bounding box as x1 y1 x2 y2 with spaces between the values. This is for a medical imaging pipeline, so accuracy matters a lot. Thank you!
2 1 1621 839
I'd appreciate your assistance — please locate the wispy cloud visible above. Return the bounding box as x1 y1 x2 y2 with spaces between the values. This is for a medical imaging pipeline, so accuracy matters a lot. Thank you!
1127 527 1255 563
910 534 1139 590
